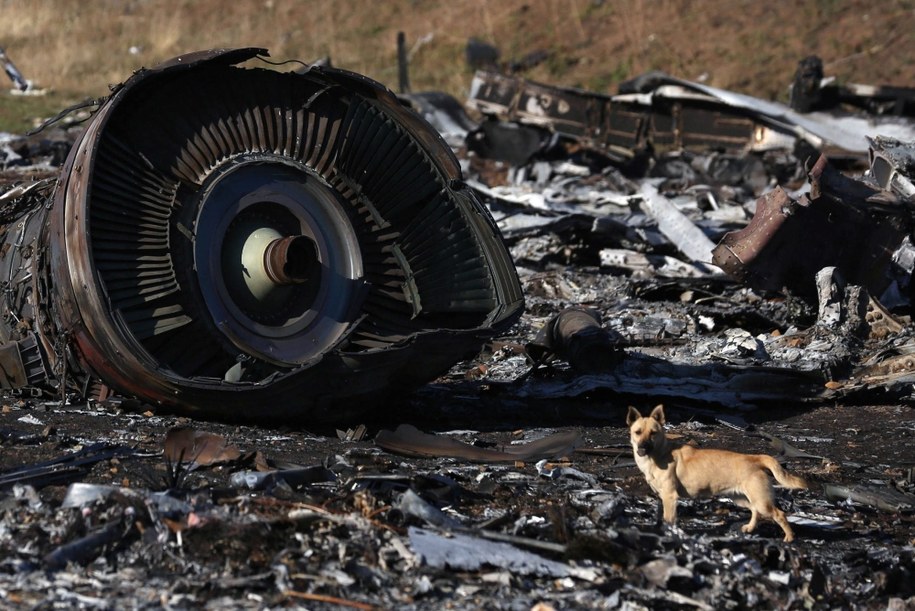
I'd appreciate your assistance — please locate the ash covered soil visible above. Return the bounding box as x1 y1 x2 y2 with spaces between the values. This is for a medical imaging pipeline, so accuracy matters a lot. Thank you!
1 345 914 609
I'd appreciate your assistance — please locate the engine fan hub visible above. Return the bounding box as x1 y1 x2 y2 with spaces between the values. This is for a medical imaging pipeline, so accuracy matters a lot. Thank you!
263 235 317 285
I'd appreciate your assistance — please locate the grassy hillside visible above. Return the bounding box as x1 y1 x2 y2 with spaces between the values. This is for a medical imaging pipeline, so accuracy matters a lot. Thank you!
1 0 914 133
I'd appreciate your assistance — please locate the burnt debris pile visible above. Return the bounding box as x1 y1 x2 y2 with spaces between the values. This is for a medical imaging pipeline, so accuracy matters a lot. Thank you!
0 414 912 608
438 65 915 413
1 47 915 609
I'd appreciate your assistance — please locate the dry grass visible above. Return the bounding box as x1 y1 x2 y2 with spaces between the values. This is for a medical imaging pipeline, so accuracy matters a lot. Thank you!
0 0 913 132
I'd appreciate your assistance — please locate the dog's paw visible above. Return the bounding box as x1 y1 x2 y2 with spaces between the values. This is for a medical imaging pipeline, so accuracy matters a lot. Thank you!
662 522 686 539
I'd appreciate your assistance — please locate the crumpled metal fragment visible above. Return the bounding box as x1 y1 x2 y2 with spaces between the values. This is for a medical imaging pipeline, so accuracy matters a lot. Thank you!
713 154 912 302
527 306 624 373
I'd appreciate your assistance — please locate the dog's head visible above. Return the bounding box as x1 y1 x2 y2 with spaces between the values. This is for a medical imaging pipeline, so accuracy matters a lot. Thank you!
626 405 665 457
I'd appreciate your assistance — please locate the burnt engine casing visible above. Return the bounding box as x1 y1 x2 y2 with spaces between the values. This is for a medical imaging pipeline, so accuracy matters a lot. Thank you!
0 48 523 422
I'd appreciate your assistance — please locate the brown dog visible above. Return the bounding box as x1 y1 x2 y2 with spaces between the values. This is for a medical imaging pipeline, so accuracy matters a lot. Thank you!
626 405 806 542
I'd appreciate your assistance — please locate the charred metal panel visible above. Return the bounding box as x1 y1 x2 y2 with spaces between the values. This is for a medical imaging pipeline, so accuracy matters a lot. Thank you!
0 342 26 388
515 83 593 138
647 103 678 151
837 83 915 117
469 69 915 164
468 71 520 116
632 98 759 154
469 71 764 158
0 48 524 422
0 342 51 392
467 71 647 160
678 104 756 151
603 101 648 153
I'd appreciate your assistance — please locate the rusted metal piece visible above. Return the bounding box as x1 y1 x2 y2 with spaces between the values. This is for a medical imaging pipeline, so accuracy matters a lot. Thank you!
864 295 906 339
711 186 796 283
375 424 580 462
713 153 911 301
163 427 241 468
0 48 524 422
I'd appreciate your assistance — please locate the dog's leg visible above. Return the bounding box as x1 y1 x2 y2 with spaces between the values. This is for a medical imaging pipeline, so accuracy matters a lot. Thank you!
771 507 795 543
660 490 678 524
741 507 759 535
743 473 796 542
741 475 769 536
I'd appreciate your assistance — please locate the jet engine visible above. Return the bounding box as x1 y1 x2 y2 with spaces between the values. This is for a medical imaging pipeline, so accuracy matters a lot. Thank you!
0 48 523 422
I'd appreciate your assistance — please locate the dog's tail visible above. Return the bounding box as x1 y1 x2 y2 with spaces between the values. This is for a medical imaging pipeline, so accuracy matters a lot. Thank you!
760 455 807 489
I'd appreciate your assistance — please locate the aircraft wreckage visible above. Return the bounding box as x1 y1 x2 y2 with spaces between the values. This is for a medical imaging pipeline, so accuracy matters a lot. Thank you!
0 48 524 421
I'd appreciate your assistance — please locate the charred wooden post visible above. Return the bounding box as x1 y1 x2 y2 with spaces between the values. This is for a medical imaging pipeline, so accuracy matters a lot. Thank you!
397 31 410 94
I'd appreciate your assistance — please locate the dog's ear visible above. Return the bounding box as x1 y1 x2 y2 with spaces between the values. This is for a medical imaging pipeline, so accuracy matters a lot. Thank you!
649 404 665 425
626 406 641 426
